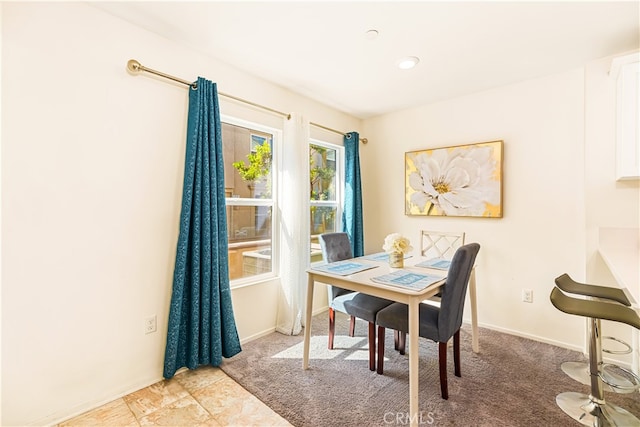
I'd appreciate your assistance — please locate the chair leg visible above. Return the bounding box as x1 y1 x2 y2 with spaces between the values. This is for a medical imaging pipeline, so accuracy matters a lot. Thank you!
349 315 356 337
439 342 449 400
394 330 399 350
328 308 336 350
453 330 461 377
377 326 386 374
398 331 406 355
368 322 376 371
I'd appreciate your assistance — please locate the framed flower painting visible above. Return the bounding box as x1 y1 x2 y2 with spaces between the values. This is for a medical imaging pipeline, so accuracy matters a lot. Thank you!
405 140 503 217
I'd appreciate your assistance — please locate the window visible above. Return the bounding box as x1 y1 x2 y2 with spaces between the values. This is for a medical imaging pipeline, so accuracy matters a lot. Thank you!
309 140 343 263
222 119 278 282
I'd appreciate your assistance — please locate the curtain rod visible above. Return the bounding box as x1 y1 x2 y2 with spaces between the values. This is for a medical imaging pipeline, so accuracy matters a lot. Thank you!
310 122 368 144
126 59 367 144
127 59 289 119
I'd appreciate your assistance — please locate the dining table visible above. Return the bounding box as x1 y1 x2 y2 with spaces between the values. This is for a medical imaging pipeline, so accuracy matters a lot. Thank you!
302 252 479 427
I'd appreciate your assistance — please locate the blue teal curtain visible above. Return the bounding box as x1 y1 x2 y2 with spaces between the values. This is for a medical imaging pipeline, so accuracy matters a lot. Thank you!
342 132 364 257
163 77 241 379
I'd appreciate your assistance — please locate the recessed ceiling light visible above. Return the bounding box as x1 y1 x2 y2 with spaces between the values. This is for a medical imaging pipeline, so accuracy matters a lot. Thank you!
397 56 420 70
365 29 379 40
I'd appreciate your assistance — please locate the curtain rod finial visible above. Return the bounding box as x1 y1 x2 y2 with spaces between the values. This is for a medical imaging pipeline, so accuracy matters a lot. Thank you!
361 138 368 144
127 59 142 74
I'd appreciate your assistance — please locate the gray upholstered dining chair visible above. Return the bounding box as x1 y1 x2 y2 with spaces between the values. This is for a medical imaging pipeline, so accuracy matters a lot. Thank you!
319 232 394 371
375 242 480 399
319 232 358 348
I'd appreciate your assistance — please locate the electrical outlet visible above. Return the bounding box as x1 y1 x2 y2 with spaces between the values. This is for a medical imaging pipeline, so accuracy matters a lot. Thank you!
522 289 533 303
144 315 157 334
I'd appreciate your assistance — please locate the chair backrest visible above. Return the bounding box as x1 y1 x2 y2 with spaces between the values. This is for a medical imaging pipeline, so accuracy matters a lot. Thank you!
319 232 355 301
421 231 465 259
437 243 480 342
319 232 353 263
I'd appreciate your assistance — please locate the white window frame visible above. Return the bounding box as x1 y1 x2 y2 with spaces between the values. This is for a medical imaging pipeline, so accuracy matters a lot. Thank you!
222 115 281 287
309 138 344 265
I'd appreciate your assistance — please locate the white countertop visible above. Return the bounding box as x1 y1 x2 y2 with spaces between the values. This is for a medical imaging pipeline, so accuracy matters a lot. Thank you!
598 227 639 305
598 227 640 374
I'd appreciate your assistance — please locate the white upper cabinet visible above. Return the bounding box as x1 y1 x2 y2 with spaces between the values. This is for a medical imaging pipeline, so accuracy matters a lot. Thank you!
610 52 640 181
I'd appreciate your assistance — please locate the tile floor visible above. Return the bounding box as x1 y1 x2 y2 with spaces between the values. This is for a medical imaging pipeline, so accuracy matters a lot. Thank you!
57 366 291 426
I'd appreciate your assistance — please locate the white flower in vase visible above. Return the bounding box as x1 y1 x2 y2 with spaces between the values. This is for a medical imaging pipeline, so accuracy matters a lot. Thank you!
383 233 412 268
383 233 413 255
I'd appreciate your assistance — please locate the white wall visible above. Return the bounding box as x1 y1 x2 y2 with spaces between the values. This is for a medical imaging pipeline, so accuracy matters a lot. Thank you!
1 3 357 425
584 51 640 368
361 68 588 347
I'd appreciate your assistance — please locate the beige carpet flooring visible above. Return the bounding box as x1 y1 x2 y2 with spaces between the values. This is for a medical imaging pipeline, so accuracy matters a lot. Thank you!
220 312 640 427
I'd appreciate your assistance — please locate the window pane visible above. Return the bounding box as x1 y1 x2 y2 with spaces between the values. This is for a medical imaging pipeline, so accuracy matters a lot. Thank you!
223 123 272 199
309 141 341 264
310 205 337 263
310 205 337 235
223 121 274 281
226 205 272 280
310 144 337 201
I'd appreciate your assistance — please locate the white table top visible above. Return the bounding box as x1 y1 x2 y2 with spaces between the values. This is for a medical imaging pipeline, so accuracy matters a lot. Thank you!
307 253 447 297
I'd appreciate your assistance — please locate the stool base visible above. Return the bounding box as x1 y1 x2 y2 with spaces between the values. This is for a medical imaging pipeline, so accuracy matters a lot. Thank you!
561 361 639 394
562 362 615 392
556 391 640 427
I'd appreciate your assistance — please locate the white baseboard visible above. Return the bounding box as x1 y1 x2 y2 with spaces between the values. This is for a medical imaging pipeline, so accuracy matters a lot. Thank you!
240 327 277 344
474 321 637 371
313 306 329 316
239 306 327 345
38 376 164 427
467 319 584 353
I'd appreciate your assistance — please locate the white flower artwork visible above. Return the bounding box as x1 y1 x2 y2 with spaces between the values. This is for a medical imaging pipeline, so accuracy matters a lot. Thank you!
405 140 503 217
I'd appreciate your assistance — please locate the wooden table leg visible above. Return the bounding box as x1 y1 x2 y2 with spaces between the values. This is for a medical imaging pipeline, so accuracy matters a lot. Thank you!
469 268 479 353
408 297 420 427
303 274 314 369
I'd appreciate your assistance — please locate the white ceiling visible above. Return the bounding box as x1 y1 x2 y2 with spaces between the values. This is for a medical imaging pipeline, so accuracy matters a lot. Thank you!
95 1 639 119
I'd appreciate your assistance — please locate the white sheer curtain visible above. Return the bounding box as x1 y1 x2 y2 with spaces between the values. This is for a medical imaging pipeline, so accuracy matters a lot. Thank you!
276 113 310 335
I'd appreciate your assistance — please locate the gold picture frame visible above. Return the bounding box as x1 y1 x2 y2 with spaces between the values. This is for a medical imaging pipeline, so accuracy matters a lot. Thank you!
405 140 503 217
